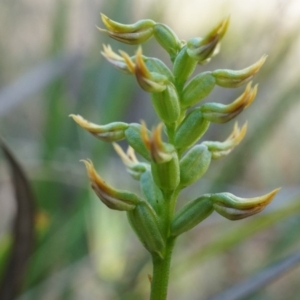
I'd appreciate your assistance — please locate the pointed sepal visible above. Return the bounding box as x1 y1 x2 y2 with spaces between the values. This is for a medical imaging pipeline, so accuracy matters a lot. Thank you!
101 44 133 73
204 122 247 159
212 56 267 88
211 188 281 220
187 17 229 64
98 13 155 44
200 82 257 123
70 114 128 142
121 47 168 93
81 160 142 211
113 143 148 180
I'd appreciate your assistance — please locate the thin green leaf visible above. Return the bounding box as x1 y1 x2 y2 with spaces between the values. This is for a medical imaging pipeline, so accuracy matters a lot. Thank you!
0 138 35 300
209 250 300 300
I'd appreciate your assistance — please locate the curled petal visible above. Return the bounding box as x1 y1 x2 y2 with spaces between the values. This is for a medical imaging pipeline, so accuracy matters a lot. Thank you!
113 143 137 166
101 44 132 73
113 143 148 180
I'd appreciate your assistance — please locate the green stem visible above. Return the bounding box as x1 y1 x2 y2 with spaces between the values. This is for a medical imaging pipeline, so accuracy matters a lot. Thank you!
150 238 176 300
150 188 180 299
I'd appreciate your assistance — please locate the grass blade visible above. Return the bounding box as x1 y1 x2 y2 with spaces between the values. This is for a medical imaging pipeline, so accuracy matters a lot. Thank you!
0 56 76 116
175 197 300 277
209 250 300 300
0 138 35 300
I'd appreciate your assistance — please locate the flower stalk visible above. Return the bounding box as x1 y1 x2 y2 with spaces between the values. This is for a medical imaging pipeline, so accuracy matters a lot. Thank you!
71 13 280 300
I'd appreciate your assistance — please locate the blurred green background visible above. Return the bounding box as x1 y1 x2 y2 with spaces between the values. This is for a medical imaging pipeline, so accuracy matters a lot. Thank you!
1 0 300 299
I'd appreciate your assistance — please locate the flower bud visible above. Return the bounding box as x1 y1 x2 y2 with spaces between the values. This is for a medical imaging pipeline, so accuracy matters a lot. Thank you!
127 202 165 257
200 82 257 123
173 46 198 87
181 72 216 108
140 169 166 218
151 82 180 125
171 195 213 236
211 188 280 220
125 123 151 161
113 143 148 180
179 144 211 187
98 13 155 44
153 23 182 60
144 57 174 82
212 55 267 88
174 108 210 152
151 152 180 192
82 160 141 211
70 114 128 142
187 17 229 64
204 122 247 159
